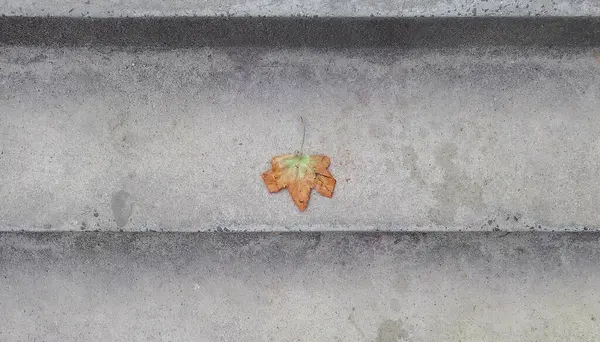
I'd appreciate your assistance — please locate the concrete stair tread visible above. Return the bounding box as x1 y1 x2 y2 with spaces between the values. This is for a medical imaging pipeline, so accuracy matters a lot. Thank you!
2 45 599 232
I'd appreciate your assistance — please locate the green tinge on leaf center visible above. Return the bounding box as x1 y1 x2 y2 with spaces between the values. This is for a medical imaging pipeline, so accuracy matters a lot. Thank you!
282 154 312 179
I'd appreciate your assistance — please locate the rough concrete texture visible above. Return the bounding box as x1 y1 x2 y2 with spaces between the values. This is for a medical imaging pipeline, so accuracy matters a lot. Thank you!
1 46 600 232
1 0 600 17
1 232 599 341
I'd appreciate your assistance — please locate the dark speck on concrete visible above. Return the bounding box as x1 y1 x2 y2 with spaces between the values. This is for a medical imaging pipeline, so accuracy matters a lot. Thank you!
93 212 99 217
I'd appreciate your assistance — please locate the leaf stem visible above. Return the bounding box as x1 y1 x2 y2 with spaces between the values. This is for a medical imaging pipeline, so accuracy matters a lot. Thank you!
299 116 306 155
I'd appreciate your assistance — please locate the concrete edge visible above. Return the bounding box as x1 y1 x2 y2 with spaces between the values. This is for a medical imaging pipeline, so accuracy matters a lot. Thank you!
2 0 600 18
2 230 599 255
1 16 600 47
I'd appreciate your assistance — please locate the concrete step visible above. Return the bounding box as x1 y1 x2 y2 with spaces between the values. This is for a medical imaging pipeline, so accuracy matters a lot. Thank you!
1 231 599 341
2 42 599 232
1 3 600 233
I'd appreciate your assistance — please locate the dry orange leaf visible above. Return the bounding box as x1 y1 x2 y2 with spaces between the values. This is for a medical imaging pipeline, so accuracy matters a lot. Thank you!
262 154 336 211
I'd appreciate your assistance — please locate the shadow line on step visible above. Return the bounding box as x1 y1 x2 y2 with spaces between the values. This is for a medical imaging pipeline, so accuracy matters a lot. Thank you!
1 16 599 48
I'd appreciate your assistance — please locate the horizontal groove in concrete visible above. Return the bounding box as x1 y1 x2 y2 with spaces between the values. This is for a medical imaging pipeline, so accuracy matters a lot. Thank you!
2 0 600 17
1 46 599 232
1 231 599 341
1 17 600 47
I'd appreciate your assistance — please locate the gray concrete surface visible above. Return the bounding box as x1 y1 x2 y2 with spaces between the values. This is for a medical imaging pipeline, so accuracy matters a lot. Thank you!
2 46 600 232
1 0 600 17
1 232 599 341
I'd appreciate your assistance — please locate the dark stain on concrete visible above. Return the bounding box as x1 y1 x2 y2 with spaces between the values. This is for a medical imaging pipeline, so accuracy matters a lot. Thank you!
111 190 133 229
376 318 410 342
429 143 484 224
402 145 424 185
